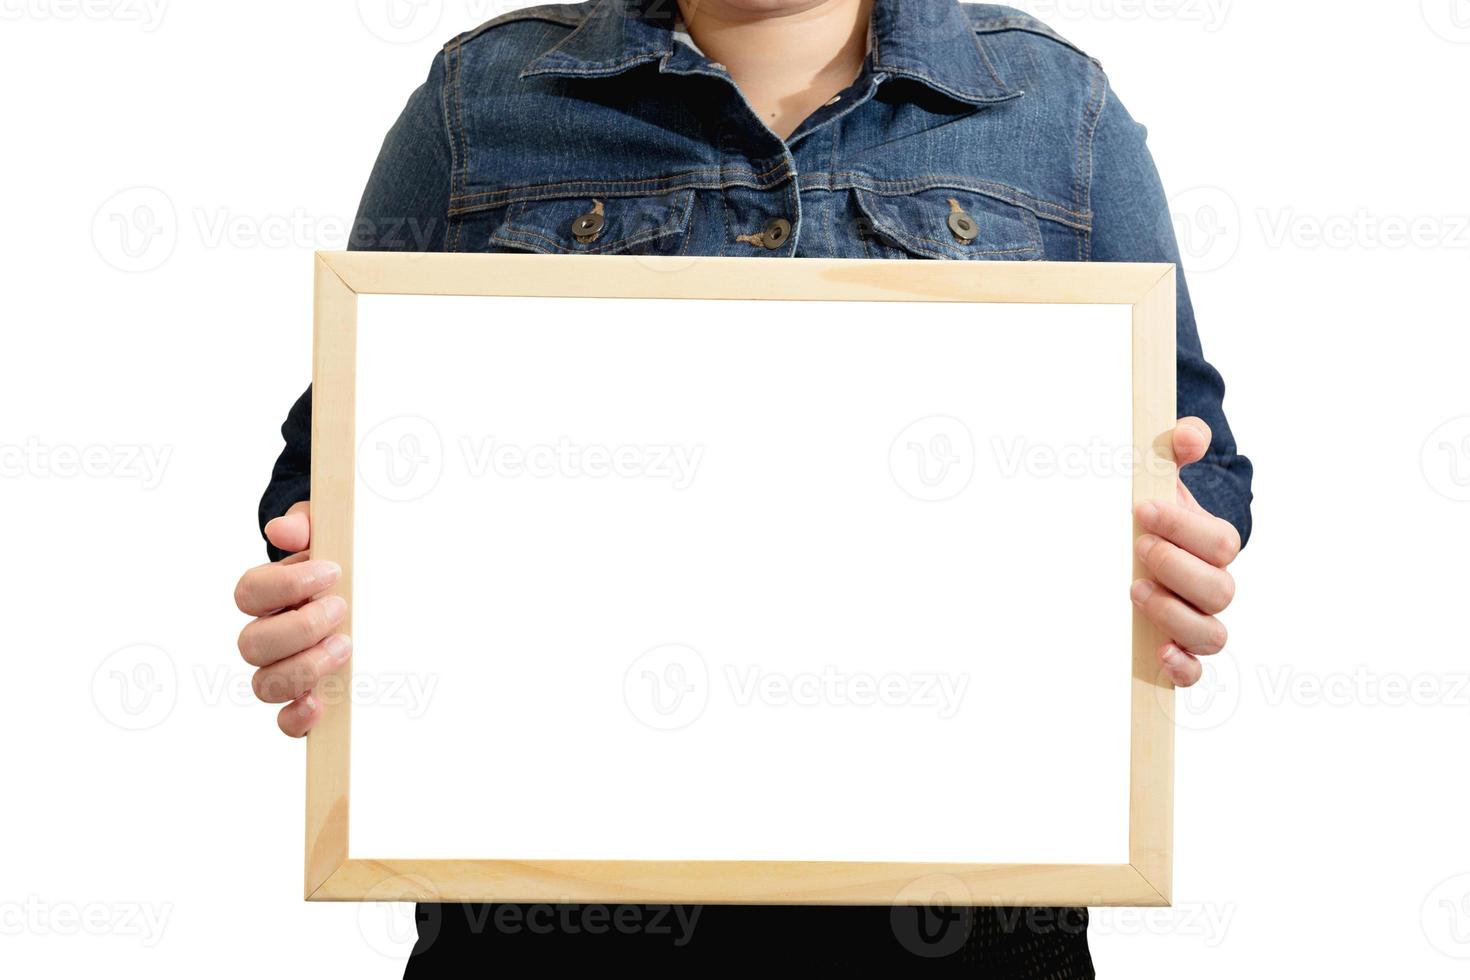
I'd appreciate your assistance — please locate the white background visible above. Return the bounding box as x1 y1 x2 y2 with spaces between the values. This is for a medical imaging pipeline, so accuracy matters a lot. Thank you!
2 1 1469 976
350 297 1132 864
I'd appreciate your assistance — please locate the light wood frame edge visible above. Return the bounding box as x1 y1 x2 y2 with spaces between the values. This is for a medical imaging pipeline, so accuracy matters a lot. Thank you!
305 253 1178 906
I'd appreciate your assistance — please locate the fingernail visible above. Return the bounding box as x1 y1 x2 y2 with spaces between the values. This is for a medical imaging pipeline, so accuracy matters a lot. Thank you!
323 634 352 664
1135 534 1160 561
298 694 317 718
320 595 348 622
1135 500 1159 526
1161 644 1183 666
1131 580 1155 605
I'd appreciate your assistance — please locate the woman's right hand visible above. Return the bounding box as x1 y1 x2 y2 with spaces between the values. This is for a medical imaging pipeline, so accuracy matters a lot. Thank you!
233 501 351 737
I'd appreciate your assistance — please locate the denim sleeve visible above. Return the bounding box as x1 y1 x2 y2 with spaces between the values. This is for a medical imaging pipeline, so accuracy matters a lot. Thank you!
1088 76 1254 546
257 51 452 560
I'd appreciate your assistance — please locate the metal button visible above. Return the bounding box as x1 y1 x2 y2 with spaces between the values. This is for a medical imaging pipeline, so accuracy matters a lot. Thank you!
824 95 842 107
947 210 979 244
571 210 605 241
762 217 792 249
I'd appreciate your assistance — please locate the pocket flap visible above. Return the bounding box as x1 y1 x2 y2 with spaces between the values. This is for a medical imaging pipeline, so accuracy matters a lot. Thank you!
854 188 1043 260
490 189 695 255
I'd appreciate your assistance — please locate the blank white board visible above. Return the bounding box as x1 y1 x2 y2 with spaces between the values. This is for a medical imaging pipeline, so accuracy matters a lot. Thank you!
346 294 1134 866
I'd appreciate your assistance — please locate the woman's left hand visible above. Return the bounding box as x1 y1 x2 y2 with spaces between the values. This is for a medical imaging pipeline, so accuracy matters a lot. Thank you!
1132 417 1242 688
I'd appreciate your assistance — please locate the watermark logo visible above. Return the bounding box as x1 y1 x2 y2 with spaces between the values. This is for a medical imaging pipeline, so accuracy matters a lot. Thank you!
890 416 975 502
1170 186 1241 273
92 186 177 273
359 415 444 502
623 644 709 730
92 644 177 731
1423 0 1470 43
890 874 975 958
358 873 439 958
1422 417 1470 502
358 0 443 43
1157 653 1240 730
93 186 442 270
1423 873 1470 958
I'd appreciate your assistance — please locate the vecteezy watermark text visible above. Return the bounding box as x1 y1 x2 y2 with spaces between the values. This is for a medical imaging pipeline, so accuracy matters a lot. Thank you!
460 437 702 490
1 439 172 489
624 644 972 730
725 665 969 719
0 0 168 30
0 897 172 946
358 416 705 503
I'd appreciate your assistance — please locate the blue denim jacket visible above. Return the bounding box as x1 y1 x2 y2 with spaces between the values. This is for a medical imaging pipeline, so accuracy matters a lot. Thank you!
262 0 1252 550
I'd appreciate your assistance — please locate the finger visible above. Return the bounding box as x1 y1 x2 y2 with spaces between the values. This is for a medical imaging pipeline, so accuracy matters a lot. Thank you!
233 559 340 618
1175 476 1202 511
264 500 312 555
1130 579 1228 655
1134 499 1241 568
1136 534 1237 615
1159 643 1203 688
238 594 347 668
1172 417 1212 468
277 691 323 738
252 634 352 704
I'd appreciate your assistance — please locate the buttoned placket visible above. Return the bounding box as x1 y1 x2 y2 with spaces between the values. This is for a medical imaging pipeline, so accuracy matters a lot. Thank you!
659 48 890 256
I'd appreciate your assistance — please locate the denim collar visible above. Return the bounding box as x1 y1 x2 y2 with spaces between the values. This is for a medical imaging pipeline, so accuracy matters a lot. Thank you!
520 0 1021 106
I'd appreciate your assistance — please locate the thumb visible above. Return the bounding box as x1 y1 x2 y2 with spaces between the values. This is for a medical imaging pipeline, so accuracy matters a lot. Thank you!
264 500 311 556
1172 417 1212 468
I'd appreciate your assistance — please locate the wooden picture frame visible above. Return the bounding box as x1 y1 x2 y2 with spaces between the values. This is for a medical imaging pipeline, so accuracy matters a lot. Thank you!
304 251 1178 907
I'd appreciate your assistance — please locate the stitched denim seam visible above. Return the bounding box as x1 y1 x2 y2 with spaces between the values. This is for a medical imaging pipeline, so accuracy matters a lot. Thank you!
522 52 663 78
819 173 1090 229
451 180 1086 235
516 0 606 75
970 18 1090 59
490 189 696 255
450 173 1089 231
448 39 466 251
879 225 1041 257
868 222 1038 260
1077 62 1106 212
859 198 1042 258
969 33 1009 93
824 130 838 257
491 221 677 255
1076 62 1107 260
450 163 790 198
879 66 1012 105
455 8 583 50
448 165 795 210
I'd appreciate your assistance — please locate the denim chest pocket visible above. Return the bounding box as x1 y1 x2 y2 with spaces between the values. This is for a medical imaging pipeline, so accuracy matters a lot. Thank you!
487 189 696 256
852 188 1044 261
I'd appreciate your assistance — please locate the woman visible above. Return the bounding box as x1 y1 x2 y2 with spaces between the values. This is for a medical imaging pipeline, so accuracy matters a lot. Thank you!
235 0 1252 973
